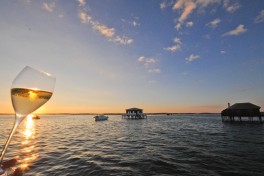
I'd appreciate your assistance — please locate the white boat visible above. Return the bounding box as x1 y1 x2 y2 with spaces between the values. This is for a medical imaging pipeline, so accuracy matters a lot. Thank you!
32 115 40 119
94 115 108 121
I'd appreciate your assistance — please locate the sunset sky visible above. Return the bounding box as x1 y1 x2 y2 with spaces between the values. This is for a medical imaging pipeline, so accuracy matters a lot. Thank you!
0 0 264 114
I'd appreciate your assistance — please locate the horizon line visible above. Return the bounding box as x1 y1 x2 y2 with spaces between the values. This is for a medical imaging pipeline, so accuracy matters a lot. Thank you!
0 112 222 115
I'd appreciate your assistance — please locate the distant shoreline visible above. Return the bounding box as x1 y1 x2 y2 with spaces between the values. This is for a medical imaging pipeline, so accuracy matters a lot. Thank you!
0 112 221 115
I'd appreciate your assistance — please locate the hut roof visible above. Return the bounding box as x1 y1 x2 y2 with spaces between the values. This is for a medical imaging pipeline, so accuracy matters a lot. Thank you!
126 107 143 111
228 103 260 110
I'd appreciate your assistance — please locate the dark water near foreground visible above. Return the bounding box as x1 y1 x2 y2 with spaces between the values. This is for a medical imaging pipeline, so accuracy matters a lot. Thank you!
0 114 264 176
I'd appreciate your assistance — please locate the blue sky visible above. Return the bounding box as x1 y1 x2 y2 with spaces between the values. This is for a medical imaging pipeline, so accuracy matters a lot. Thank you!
0 0 264 113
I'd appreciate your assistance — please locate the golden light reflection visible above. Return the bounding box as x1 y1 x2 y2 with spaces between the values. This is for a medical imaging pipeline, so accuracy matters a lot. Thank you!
19 163 29 170
23 115 33 138
24 145 35 153
19 114 38 171
28 91 37 100
21 141 29 145
21 154 38 162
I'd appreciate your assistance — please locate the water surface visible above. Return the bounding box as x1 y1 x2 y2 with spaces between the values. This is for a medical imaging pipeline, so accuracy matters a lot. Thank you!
0 114 263 176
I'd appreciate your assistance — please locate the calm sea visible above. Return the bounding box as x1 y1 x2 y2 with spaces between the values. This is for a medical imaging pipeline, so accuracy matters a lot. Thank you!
0 114 264 176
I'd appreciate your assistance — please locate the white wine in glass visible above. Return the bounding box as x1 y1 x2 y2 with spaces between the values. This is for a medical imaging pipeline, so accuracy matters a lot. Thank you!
0 66 56 175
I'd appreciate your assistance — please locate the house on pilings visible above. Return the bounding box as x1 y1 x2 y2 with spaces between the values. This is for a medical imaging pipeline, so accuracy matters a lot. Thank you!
122 107 147 119
221 102 262 123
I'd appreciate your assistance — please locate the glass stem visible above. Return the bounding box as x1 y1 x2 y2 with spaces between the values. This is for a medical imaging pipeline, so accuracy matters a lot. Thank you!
0 115 24 163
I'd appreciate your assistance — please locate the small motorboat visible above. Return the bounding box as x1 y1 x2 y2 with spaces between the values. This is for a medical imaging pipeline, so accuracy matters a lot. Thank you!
32 115 40 119
94 115 108 121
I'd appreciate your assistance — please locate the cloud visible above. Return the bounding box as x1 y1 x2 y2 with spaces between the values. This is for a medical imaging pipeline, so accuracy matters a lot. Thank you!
223 0 240 13
165 45 181 52
138 56 145 62
160 1 167 9
164 37 182 52
121 16 140 27
78 11 133 45
79 12 115 38
185 54 200 62
138 56 157 67
129 17 140 27
207 18 221 28
148 68 161 73
174 0 197 23
112 36 133 45
174 37 182 44
79 11 92 23
172 0 220 24
131 20 139 27
186 21 194 27
223 24 247 36
138 56 160 73
160 1 174 9
144 58 157 67
92 22 115 38
77 0 86 7
254 10 264 23
175 23 182 31
42 2 55 12
165 45 180 52
220 50 226 54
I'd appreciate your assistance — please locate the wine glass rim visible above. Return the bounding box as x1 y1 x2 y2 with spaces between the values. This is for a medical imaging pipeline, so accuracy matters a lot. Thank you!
25 66 55 78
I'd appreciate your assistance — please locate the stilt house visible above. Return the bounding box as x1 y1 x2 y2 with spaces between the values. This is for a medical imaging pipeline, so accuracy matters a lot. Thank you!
221 102 262 123
122 107 147 119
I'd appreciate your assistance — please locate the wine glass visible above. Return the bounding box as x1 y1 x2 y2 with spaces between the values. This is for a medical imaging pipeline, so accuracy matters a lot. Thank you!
0 66 55 175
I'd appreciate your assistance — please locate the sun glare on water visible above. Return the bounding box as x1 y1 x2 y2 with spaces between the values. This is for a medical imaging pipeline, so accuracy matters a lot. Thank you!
19 115 39 170
23 115 34 138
